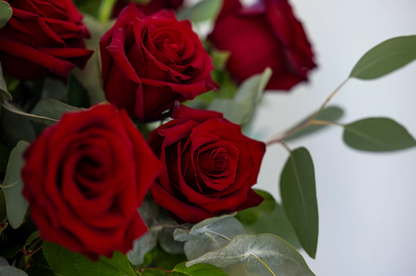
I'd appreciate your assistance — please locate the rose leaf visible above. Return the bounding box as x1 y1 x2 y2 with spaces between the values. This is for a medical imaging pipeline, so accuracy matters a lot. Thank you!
343 118 416 152
236 190 301 249
138 262 228 276
350 35 416 79
173 214 244 260
0 62 12 101
0 1 12 30
186 234 315 276
43 242 137 276
284 106 344 141
280 147 319 259
2 140 30 229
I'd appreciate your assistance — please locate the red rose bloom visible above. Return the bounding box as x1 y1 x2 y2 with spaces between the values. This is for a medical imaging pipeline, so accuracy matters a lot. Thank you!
0 0 93 81
148 103 265 224
100 3 218 121
208 0 316 90
21 105 163 259
113 0 184 18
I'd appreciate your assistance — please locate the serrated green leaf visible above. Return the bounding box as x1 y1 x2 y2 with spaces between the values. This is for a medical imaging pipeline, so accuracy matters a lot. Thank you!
172 262 228 276
26 250 55 276
343 118 416 151
208 99 245 124
43 242 137 276
187 234 315 276
350 35 416 79
0 1 12 29
236 190 301 249
174 214 244 260
0 266 28 276
176 0 222 23
280 147 318 259
284 106 344 141
2 141 29 229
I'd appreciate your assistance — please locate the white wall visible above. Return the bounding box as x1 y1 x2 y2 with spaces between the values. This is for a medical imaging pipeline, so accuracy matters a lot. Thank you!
249 1 416 275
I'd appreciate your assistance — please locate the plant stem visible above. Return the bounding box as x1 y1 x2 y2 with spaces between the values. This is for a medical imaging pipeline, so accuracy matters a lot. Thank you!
98 0 117 23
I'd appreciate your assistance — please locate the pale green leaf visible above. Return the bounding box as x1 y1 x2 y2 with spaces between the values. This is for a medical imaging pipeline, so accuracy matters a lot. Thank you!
176 0 223 23
280 147 318 259
0 266 28 276
343 118 416 151
31 98 80 121
2 101 57 126
187 234 315 276
350 35 416 79
0 1 12 29
2 141 30 229
43 242 137 276
0 107 36 148
128 230 159 266
208 99 245 124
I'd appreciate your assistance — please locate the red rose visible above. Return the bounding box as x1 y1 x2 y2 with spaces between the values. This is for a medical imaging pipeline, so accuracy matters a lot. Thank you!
208 0 316 90
0 0 93 81
113 0 184 18
21 105 163 259
148 103 265 224
100 3 218 121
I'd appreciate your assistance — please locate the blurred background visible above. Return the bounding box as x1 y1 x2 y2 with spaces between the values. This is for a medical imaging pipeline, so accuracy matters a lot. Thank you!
241 0 416 275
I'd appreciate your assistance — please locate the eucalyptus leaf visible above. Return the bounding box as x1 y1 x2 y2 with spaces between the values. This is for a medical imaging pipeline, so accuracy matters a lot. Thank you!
0 106 36 148
0 266 29 276
350 35 416 79
186 234 315 276
31 98 80 121
159 227 184 255
174 214 244 260
67 74 90 108
234 67 272 125
280 147 318 259
0 62 12 101
0 256 8 266
43 242 137 276
2 101 57 126
0 189 6 223
343 118 416 152
0 1 12 29
2 141 30 229
128 230 159 266
0 142 10 172
176 0 222 23
208 99 245 124
284 106 344 141
41 78 67 101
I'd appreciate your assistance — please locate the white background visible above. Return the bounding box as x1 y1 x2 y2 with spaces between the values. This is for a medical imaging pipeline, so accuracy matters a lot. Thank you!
246 0 416 275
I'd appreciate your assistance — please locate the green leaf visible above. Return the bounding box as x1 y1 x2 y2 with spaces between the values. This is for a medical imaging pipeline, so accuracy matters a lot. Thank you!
43 242 137 276
158 227 184 255
212 50 230 71
350 35 416 79
0 143 10 172
41 78 67 101
280 147 318 259
31 98 80 121
0 189 7 223
208 99 245 124
174 214 244 260
236 190 301 249
2 101 57 126
0 1 12 29
0 266 28 276
67 74 91 108
0 62 13 101
0 106 36 148
233 67 272 126
172 262 228 276
284 106 344 141
176 0 223 23
343 118 416 151
186 234 315 276
26 250 54 276
2 141 30 229
128 229 159 266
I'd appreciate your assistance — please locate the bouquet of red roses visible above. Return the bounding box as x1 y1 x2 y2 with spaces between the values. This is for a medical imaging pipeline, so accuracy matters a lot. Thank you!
0 0 415 275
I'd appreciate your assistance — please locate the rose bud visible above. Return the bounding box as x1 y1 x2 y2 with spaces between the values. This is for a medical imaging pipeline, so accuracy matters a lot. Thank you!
148 103 266 224
100 3 218 121
21 105 163 260
113 0 184 18
208 0 317 90
0 0 93 81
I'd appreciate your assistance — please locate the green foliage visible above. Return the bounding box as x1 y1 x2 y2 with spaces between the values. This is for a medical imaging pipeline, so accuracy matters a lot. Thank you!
26 250 55 276
177 0 223 23
0 63 12 101
174 214 244 260
187 234 315 276
284 106 344 141
236 190 300 249
0 143 10 172
343 118 416 151
350 35 416 79
67 74 91 108
209 68 272 125
2 141 29 229
0 266 28 276
43 242 137 276
0 1 12 29
139 262 228 276
73 0 101 18
31 98 80 121
143 246 187 270
280 147 318 259
0 105 36 148
0 189 6 224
